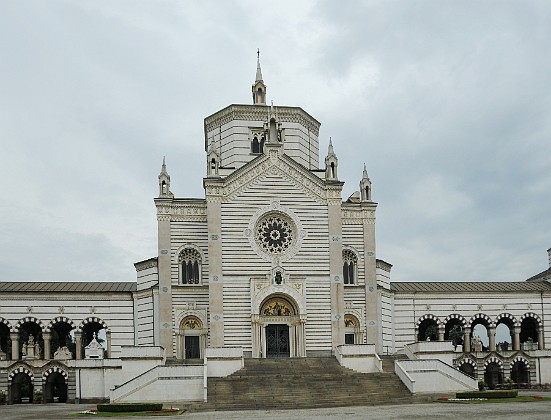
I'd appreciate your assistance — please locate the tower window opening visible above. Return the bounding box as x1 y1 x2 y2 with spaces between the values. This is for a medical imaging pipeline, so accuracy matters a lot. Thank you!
365 186 370 200
343 249 357 285
330 162 336 178
161 181 167 195
179 248 202 285
257 88 263 104
252 136 260 154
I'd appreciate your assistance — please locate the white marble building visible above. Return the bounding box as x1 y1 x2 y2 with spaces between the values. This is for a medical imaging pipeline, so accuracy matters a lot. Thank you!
1 57 550 403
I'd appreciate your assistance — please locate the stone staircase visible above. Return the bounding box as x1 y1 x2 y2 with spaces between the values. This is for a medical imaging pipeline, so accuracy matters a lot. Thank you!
188 357 422 412
380 354 409 373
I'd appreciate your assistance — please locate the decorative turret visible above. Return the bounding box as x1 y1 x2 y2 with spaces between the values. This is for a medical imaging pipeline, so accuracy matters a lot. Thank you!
158 157 172 197
252 49 267 105
360 164 372 201
324 138 338 180
207 140 220 177
264 101 283 143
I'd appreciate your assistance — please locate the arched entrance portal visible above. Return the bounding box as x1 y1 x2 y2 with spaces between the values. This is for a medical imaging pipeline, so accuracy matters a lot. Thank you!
177 316 207 360
484 362 503 389
10 372 33 404
253 294 305 358
44 372 68 403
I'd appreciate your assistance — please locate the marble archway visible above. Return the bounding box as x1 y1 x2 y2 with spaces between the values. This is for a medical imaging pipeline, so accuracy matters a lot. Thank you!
252 293 306 358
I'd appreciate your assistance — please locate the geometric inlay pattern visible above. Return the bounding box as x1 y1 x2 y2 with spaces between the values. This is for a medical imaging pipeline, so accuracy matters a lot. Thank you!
255 212 295 255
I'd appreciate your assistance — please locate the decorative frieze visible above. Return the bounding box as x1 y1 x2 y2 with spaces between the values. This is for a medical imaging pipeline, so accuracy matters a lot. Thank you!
341 207 376 225
204 105 320 137
155 201 207 222
135 258 158 272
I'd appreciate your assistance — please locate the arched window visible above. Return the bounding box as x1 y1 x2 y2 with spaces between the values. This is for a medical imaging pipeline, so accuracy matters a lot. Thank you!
257 88 263 104
343 249 357 285
179 248 202 285
252 136 260 153
251 135 265 154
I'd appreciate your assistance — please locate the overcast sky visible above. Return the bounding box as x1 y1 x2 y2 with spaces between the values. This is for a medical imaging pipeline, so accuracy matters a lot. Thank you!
1 0 550 284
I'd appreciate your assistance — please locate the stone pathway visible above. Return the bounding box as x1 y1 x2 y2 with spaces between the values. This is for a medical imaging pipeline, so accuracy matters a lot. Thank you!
1 394 550 420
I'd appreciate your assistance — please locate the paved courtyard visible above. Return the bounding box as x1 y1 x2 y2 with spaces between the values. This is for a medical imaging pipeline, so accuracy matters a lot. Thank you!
1 398 551 420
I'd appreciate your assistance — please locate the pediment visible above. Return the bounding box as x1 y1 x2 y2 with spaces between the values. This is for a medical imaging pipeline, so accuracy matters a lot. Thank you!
215 146 341 204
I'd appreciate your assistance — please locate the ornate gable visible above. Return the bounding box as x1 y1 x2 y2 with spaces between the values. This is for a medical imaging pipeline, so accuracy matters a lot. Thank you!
206 144 342 204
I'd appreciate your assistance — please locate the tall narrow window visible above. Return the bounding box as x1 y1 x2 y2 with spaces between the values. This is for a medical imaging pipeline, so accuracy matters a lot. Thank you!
259 135 265 153
343 249 357 285
179 248 202 285
252 136 260 153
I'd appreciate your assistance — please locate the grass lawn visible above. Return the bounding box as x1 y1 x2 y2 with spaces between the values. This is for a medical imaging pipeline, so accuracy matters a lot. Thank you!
72 408 183 417
436 396 551 404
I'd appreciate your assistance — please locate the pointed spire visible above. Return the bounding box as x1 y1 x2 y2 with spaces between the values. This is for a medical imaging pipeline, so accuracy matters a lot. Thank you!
255 48 263 82
325 137 338 180
158 156 171 197
252 50 267 105
360 163 372 202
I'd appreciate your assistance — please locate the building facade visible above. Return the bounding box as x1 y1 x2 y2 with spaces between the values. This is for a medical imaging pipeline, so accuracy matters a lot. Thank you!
1 58 550 403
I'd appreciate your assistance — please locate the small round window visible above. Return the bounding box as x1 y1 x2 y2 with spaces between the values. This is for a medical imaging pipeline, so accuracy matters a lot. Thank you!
255 212 296 255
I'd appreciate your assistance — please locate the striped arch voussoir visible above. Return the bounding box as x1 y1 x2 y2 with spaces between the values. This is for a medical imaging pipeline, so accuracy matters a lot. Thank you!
457 358 478 371
42 366 69 381
15 316 46 333
519 312 542 327
495 313 519 328
484 356 503 368
416 314 442 328
444 313 467 326
469 313 495 328
510 356 530 370
47 316 77 332
9 366 34 380
0 317 14 333
77 317 110 333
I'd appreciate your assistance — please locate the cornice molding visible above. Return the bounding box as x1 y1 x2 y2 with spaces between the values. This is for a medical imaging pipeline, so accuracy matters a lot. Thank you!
134 258 158 272
156 201 208 222
204 105 321 138
341 207 376 225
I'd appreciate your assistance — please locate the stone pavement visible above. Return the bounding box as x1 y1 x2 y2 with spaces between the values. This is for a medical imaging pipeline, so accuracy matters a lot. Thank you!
1 395 551 420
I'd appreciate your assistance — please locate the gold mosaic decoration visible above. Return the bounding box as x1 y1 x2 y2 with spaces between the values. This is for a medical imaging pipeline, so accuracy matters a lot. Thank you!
261 298 294 316
181 317 201 330
344 315 357 328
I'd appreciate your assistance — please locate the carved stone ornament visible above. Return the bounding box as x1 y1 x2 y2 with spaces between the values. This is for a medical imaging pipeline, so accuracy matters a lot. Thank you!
246 202 305 263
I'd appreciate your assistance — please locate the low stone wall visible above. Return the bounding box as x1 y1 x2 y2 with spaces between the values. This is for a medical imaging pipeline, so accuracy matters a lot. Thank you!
335 344 382 373
395 359 477 394
205 347 244 377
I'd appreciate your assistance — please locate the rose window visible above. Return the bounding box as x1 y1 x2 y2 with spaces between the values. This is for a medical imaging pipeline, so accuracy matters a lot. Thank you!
255 213 295 255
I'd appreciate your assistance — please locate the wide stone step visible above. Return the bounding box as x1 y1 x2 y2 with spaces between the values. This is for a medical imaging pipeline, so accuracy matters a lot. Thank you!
189 356 417 412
